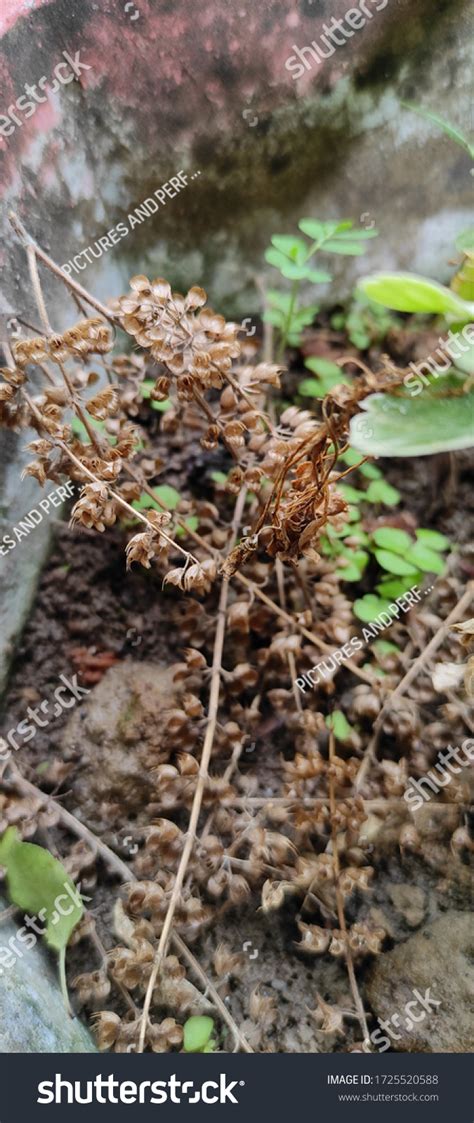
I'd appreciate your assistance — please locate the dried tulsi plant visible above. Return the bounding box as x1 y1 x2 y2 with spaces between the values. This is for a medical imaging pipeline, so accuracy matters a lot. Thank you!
1 213 469 1057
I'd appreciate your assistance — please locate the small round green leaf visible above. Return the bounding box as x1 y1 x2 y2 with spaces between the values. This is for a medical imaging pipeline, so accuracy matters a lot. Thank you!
374 549 419 576
415 529 450 551
405 543 447 574
372 527 413 553
183 1016 215 1053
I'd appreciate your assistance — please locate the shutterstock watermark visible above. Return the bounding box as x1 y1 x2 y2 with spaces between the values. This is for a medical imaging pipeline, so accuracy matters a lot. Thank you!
37 1073 244 1106
403 323 474 396
404 737 474 810
285 0 389 81
0 480 75 558
0 52 92 142
0 674 90 764
352 987 441 1052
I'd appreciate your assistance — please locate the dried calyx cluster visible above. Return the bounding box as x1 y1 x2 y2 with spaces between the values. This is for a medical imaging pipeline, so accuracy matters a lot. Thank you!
1 269 396 587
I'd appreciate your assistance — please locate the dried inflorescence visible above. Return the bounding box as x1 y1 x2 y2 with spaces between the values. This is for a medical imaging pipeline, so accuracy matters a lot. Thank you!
1 263 375 587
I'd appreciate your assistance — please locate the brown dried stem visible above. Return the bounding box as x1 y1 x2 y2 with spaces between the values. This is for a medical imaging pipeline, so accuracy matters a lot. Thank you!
137 485 248 1053
328 730 370 1047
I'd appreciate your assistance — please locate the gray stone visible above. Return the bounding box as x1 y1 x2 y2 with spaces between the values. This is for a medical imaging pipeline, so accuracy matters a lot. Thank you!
0 898 96 1052
365 912 474 1052
0 433 55 697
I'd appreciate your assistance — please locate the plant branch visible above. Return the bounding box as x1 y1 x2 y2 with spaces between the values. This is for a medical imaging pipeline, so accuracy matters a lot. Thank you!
137 486 248 1053
328 730 370 1048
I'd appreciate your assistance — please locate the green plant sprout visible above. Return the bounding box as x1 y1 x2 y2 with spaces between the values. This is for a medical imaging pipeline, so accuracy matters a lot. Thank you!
325 711 355 743
183 1015 216 1053
0 827 83 1014
319 450 451 621
331 291 397 352
264 219 378 359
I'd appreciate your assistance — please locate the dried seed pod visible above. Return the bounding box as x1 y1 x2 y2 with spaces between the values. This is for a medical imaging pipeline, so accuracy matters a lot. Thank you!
213 942 244 978
126 529 160 569
296 921 331 955
92 1011 121 1051
86 388 118 420
249 987 277 1028
148 1017 183 1053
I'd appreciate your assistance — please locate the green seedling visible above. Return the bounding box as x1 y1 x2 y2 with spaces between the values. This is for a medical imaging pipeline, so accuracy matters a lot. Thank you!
0 827 84 1014
183 1016 216 1053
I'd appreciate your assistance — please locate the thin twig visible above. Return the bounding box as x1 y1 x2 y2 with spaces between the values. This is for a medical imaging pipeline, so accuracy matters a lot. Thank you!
27 245 53 335
9 212 117 325
355 583 474 791
276 558 302 712
328 730 370 1047
137 486 248 1053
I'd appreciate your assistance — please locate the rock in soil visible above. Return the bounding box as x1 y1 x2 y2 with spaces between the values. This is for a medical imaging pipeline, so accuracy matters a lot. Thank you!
63 661 180 835
0 898 96 1053
365 912 473 1052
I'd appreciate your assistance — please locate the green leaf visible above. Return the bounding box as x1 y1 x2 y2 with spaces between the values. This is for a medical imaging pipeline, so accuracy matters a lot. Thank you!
70 416 106 443
270 235 308 260
263 308 285 328
176 516 199 538
359 462 382 479
339 449 381 479
331 229 378 241
266 290 293 311
326 711 354 742
374 549 419 576
350 390 474 457
299 378 326 397
372 527 413 553
405 542 447 574
338 484 366 503
358 273 474 319
415 528 450 551
376 574 422 599
365 479 401 506
373 640 400 655
298 219 341 240
450 334 474 376
0 827 83 1012
401 103 474 159
133 484 181 512
353 594 392 623
277 261 313 281
323 241 368 256
265 248 310 278
335 550 368 581
304 357 342 378
183 1016 215 1053
305 269 332 283
210 471 227 484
